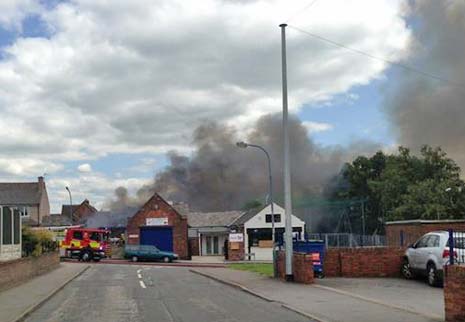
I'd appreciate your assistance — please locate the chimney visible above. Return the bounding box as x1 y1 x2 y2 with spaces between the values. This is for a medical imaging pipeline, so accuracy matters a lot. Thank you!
38 176 45 191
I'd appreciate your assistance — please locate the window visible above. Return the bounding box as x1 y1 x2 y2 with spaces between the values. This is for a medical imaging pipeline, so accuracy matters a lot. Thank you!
426 235 440 248
2 207 12 245
415 235 430 248
265 214 281 223
20 207 29 217
73 231 83 240
89 232 101 241
13 209 20 244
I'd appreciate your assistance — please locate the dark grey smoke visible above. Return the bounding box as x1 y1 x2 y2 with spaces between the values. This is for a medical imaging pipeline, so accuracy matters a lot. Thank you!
134 113 380 212
86 187 139 227
385 0 465 168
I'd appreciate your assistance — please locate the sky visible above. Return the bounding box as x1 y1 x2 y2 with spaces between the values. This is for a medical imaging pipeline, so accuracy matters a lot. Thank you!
0 0 412 212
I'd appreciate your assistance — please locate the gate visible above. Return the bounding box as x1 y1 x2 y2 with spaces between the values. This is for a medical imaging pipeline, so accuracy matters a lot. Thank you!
140 226 173 252
447 229 465 265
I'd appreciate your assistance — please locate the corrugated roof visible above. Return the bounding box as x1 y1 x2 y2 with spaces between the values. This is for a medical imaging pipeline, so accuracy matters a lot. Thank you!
187 211 245 227
0 182 41 204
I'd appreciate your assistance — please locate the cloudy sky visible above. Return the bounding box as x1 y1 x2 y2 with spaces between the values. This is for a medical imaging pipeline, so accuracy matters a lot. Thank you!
0 0 412 212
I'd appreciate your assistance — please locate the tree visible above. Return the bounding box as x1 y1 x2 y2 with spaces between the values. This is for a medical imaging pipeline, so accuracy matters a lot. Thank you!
331 145 465 234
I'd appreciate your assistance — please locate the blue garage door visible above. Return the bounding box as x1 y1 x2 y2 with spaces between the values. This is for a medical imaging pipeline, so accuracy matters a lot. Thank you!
140 226 173 252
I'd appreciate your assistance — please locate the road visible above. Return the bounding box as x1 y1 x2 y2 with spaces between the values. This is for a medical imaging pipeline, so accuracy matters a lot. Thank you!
25 264 312 322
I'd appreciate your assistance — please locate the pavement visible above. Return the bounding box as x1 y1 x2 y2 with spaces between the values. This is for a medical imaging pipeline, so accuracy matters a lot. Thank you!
190 267 444 322
0 263 89 322
23 264 315 322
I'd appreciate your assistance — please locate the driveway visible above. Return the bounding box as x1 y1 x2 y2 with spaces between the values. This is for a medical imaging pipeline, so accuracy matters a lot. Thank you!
316 277 444 320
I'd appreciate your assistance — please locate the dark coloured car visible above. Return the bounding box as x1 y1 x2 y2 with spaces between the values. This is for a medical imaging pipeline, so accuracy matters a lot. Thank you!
124 244 178 262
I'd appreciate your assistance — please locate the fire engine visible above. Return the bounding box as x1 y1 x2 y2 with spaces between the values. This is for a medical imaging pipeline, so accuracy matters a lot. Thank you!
60 227 111 261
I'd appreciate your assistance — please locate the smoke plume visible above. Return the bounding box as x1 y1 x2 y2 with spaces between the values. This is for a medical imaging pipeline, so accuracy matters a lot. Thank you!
385 0 465 168
123 113 380 212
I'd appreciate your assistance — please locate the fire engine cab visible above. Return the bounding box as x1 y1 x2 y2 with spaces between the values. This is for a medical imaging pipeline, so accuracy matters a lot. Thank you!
60 228 111 261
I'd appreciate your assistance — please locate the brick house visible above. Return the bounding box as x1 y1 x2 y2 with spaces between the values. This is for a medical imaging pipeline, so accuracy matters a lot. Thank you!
126 193 189 259
60 199 98 225
385 219 465 247
0 176 50 226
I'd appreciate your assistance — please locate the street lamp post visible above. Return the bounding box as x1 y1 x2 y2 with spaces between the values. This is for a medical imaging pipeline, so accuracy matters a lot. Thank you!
236 141 277 277
65 186 73 223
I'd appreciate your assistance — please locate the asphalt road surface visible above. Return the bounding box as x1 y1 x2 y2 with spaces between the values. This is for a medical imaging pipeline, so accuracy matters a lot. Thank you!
25 264 312 322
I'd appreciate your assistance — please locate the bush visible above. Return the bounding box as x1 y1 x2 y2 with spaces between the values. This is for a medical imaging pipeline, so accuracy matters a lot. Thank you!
22 227 58 257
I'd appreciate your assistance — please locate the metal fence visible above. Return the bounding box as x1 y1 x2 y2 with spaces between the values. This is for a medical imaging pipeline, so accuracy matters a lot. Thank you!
448 229 465 265
306 233 386 248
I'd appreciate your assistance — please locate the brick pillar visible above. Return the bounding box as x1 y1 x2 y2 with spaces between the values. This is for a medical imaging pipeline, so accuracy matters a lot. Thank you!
228 241 244 261
444 265 465 322
276 251 313 284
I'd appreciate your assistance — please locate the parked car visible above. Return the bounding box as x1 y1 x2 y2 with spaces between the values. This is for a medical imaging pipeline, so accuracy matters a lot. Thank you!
124 244 178 262
401 231 465 286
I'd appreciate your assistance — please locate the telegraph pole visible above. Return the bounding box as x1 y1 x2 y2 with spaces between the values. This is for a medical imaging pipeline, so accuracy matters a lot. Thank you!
280 23 293 281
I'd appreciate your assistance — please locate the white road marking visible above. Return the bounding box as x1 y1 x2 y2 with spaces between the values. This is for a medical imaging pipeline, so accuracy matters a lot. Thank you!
137 273 142 279
139 280 147 289
137 269 141 274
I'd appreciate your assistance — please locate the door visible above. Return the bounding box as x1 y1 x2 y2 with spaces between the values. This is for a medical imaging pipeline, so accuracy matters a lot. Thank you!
204 235 220 255
411 235 430 269
418 234 440 270
140 226 173 252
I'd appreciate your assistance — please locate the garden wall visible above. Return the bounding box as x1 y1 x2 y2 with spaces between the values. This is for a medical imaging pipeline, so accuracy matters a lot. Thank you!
324 247 404 277
0 251 60 291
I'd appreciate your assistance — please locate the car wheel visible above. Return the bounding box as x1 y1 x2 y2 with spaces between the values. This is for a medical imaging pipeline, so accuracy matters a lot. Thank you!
427 263 439 287
401 258 414 279
93 257 101 262
81 250 91 262
163 256 171 263
132 256 138 262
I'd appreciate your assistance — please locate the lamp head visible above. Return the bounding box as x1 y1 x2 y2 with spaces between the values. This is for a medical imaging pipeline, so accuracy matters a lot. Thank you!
236 141 248 149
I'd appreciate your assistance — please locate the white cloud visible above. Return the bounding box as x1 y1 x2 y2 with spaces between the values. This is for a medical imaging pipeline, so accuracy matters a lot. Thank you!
0 0 42 30
47 173 151 213
0 0 411 196
77 163 92 173
303 121 334 134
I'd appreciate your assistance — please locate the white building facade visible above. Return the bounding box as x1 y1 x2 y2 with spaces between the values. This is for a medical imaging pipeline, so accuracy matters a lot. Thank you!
241 203 305 261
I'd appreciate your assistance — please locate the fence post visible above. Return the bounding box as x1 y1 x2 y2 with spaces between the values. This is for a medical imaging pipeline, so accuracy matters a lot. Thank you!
449 229 454 266
400 230 404 247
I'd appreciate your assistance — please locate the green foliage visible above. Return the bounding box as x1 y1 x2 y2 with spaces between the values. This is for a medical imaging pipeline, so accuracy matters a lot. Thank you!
332 145 465 233
22 227 58 257
242 199 263 210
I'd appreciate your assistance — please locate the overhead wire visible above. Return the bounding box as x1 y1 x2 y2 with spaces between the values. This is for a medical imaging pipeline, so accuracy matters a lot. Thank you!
284 0 319 24
287 24 464 88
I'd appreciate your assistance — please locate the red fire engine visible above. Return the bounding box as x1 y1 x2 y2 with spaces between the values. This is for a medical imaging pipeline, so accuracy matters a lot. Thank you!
60 228 111 261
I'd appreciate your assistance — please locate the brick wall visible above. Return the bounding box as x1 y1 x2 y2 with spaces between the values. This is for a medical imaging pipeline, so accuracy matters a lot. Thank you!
127 194 189 259
276 251 314 284
189 237 200 256
444 265 465 322
386 220 465 247
323 247 404 278
0 252 60 291
228 241 244 261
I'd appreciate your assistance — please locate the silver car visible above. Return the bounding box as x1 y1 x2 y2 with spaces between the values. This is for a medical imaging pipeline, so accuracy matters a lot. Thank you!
401 231 465 286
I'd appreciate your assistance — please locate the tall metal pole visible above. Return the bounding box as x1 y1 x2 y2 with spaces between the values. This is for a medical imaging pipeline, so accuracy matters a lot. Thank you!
280 23 293 280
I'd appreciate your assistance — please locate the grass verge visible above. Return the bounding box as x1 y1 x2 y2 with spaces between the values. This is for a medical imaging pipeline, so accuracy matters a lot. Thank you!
228 263 273 277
